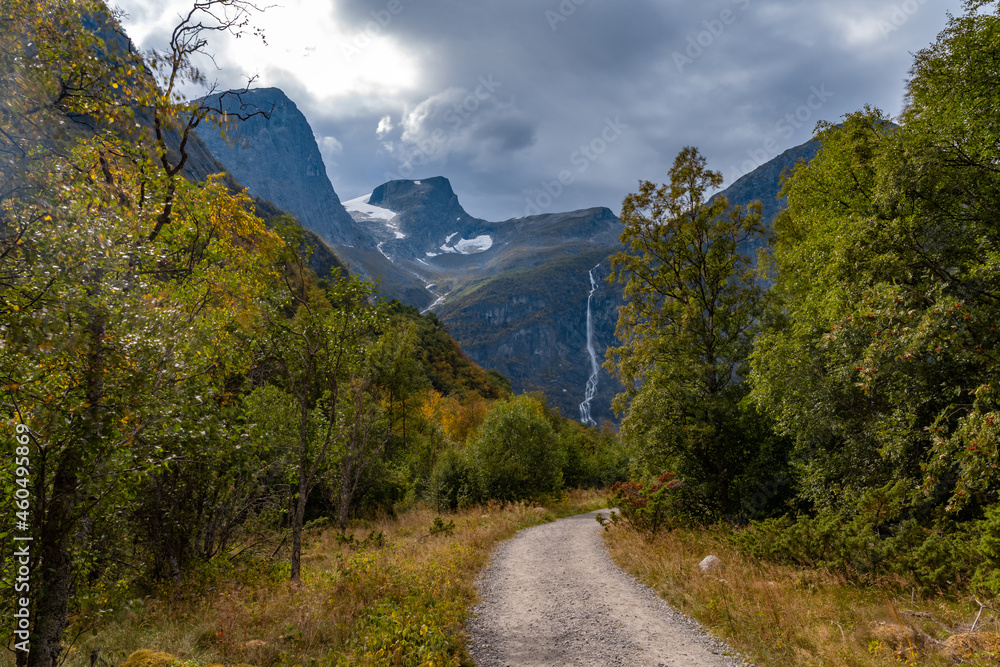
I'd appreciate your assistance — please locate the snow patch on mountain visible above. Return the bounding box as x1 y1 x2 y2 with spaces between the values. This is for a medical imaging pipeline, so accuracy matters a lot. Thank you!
343 193 405 239
343 193 395 221
455 235 493 253
437 234 493 255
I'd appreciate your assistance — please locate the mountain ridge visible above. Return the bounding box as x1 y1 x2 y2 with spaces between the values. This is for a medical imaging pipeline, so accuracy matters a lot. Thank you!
339 174 625 422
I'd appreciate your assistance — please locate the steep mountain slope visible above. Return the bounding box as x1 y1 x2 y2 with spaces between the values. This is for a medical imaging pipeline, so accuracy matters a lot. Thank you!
720 139 819 224
344 177 621 283
196 88 368 249
195 89 433 306
86 26 345 285
436 251 622 424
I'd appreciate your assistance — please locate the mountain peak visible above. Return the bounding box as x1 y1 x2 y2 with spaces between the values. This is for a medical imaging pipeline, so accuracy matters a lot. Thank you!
195 87 366 247
369 176 457 209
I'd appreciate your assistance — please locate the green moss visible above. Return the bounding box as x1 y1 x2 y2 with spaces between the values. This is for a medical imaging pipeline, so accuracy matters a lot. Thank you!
119 650 181 667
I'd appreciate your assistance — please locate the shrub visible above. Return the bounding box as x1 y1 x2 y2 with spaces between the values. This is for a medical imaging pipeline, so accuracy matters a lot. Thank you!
732 488 987 593
974 503 1000 595
559 424 630 490
467 396 563 501
428 517 456 536
601 473 685 534
425 448 475 511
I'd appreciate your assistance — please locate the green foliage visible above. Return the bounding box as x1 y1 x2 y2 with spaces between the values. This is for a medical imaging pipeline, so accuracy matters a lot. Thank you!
0 3 283 648
973 504 1000 595
733 484 991 595
349 598 459 667
0 0 609 660
600 473 686 534
558 422 629 490
335 530 386 551
252 199 347 279
609 147 787 519
467 395 564 502
0 3 492 655
335 546 471 667
425 448 476 512
428 517 456 536
386 300 511 400
751 4 1000 513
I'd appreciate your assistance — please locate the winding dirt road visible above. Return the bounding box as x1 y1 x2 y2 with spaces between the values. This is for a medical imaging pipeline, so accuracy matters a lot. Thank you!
466 510 750 666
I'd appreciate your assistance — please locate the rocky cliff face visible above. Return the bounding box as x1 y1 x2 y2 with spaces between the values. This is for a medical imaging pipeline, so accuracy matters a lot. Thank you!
435 251 622 424
341 176 626 422
713 139 819 269
195 88 367 248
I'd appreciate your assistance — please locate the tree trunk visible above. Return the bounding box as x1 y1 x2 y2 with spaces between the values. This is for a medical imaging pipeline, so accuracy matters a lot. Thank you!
29 303 105 666
289 458 308 583
337 456 354 533
27 458 77 667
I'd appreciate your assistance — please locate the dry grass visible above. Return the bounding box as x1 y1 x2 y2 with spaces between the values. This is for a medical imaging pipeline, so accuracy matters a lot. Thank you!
61 490 606 667
602 523 1000 666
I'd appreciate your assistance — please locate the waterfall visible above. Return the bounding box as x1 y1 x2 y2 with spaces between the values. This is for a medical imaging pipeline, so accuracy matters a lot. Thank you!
579 265 601 426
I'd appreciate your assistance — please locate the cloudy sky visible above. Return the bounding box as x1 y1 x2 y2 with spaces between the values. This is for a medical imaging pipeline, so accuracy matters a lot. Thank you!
116 0 963 221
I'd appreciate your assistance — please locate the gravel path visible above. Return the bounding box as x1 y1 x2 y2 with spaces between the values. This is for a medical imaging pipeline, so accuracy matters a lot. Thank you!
466 510 752 666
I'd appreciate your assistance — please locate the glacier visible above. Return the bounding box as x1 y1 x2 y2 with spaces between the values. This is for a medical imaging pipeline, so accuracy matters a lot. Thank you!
439 234 493 255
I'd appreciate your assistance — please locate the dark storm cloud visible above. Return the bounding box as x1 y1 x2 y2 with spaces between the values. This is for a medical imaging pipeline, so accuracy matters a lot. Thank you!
472 117 537 153
224 0 965 220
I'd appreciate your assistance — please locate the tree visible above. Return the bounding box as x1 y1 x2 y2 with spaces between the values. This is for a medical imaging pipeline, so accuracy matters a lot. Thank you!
331 317 419 532
607 147 773 517
0 2 276 664
468 395 563 501
259 229 386 579
0 144 280 667
751 0 1000 511
748 110 926 510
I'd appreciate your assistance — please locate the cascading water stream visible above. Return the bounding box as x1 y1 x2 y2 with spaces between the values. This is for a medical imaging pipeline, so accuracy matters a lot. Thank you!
579 265 601 426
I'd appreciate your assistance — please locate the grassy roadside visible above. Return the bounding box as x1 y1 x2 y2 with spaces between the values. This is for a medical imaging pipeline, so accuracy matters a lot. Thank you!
602 521 1000 666
64 490 606 667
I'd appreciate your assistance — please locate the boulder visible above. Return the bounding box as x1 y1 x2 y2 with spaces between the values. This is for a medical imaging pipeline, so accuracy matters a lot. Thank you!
698 555 721 573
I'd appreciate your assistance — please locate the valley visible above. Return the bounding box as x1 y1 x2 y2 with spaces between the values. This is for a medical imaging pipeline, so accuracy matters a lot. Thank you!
10 4 998 667
196 87 803 424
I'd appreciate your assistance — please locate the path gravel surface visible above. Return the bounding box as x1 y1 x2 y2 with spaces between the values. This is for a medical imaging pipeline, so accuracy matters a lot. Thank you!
466 510 753 666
